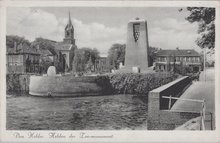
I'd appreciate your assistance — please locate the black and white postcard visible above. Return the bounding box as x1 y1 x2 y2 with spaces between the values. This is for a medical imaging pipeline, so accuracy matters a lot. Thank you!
0 0 219 142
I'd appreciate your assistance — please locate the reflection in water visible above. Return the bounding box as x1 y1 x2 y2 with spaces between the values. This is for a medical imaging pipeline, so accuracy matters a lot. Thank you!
7 94 148 130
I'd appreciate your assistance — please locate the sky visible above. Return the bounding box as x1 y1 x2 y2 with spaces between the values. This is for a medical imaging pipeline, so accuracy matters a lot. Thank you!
7 7 201 56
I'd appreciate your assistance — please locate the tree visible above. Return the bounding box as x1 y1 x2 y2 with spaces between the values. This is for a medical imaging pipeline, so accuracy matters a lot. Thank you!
107 44 126 69
107 43 158 69
6 35 31 48
185 7 215 50
32 37 57 54
148 46 159 66
86 56 94 72
31 37 61 73
72 49 85 73
72 47 100 74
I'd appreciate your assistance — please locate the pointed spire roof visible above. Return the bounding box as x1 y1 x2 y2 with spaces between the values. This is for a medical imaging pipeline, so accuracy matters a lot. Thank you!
68 11 72 25
65 11 73 30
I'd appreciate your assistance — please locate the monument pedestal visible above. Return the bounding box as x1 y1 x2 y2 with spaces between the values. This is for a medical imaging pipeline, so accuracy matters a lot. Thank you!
115 66 154 74
118 18 150 73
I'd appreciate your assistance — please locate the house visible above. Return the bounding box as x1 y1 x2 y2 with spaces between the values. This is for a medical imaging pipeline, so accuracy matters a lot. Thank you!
38 47 54 63
6 12 77 74
94 56 110 73
155 48 202 73
6 42 40 74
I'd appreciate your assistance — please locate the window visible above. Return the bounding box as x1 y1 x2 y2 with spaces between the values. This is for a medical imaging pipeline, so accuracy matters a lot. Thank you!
186 57 189 62
8 56 12 62
191 57 195 63
176 57 180 62
157 57 159 62
189 57 192 62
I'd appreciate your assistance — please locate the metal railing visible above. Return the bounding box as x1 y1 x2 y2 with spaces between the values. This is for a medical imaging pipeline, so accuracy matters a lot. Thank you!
162 96 206 130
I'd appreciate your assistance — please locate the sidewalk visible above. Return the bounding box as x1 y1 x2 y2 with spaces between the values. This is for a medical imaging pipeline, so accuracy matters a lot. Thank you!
171 67 215 129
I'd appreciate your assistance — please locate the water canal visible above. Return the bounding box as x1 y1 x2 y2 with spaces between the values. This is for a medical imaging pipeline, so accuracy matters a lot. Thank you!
7 94 148 130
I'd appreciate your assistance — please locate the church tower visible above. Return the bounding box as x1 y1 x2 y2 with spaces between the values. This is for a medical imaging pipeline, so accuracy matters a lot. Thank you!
63 12 75 45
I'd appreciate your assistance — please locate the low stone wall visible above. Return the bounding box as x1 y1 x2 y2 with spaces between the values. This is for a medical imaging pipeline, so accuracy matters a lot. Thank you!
29 75 104 97
147 76 200 130
6 73 32 93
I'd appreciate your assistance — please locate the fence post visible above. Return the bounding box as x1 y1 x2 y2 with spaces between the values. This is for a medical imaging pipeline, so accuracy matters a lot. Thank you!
201 99 206 130
168 95 172 110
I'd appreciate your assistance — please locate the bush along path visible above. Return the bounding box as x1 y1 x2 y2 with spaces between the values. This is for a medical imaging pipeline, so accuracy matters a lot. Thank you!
96 72 179 95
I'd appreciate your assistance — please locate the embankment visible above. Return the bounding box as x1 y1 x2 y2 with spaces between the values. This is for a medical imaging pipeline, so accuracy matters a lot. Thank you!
28 72 178 97
147 76 200 130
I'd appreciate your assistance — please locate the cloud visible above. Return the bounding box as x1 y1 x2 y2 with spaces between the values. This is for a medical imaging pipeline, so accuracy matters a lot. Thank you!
58 17 127 54
154 18 197 32
73 20 127 55
7 8 127 55
7 8 200 55
149 18 200 50
7 8 60 41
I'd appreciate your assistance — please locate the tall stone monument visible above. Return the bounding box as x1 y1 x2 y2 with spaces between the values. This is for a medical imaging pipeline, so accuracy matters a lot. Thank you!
121 18 150 73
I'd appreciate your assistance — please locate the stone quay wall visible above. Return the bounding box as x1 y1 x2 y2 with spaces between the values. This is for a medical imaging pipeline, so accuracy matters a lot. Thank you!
29 75 104 97
6 73 33 94
147 76 200 130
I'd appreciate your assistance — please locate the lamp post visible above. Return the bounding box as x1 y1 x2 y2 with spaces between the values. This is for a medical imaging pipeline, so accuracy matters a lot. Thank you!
203 48 206 82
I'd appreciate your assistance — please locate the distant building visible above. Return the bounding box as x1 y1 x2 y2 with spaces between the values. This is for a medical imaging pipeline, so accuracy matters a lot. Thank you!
6 12 78 74
53 12 77 72
94 57 110 73
7 42 40 74
155 48 202 73
38 47 54 63
31 12 77 73
37 47 56 73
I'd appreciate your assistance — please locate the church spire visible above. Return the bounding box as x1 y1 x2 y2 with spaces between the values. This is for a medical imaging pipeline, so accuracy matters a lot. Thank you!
68 11 72 26
64 11 75 45
65 11 73 30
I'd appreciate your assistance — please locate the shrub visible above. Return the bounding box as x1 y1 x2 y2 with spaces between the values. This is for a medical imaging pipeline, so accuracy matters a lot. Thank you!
6 74 21 92
95 73 178 95
95 75 113 94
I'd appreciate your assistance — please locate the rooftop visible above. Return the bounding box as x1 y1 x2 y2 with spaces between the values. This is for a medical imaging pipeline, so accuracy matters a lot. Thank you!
7 43 40 55
156 49 200 57
53 42 74 51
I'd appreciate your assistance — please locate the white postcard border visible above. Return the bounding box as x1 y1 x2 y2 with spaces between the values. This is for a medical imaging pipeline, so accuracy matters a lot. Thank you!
0 0 220 142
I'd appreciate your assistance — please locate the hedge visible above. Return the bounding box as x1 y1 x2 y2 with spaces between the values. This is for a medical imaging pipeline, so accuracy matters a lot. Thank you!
96 73 179 95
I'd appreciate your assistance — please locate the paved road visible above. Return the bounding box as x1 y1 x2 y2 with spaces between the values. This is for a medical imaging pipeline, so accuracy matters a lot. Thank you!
171 68 215 129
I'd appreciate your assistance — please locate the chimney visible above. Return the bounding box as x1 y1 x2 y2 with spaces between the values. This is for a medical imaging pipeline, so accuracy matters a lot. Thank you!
14 42 17 52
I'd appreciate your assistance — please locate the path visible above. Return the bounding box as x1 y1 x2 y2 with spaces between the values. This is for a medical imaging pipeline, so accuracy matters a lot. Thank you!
171 67 215 130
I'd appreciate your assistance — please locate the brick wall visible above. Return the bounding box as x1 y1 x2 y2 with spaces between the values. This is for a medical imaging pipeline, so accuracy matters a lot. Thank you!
147 76 200 130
